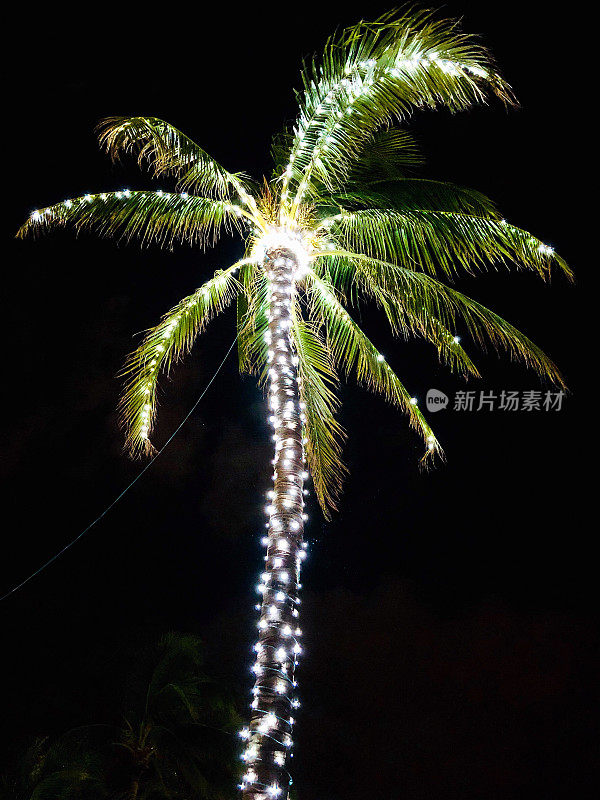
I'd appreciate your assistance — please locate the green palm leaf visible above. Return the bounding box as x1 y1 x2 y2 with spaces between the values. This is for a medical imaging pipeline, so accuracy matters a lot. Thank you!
316 250 565 387
17 190 245 250
318 255 481 378
291 316 346 516
321 209 570 280
349 178 500 217
234 268 270 379
281 8 514 211
97 116 257 212
347 128 424 182
118 260 248 455
305 270 443 463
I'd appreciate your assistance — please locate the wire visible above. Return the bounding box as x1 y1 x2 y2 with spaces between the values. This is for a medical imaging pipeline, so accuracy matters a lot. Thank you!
0 337 238 604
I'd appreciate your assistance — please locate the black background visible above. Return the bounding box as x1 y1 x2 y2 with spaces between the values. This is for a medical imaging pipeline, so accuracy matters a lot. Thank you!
3 2 594 798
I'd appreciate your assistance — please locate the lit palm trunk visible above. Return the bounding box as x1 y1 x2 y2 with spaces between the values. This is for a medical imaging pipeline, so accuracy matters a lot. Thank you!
240 247 306 800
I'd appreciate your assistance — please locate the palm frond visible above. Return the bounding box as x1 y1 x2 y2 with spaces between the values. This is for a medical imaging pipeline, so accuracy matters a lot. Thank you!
118 260 248 456
347 128 424 182
235 258 261 372
349 179 500 217
320 209 571 281
302 129 424 199
97 116 259 215
290 315 346 516
314 251 478 377
314 251 566 387
270 127 296 181
17 190 244 249
235 268 270 379
304 270 442 464
280 7 514 212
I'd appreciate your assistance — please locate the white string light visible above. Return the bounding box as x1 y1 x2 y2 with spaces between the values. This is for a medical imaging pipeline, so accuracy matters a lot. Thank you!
239 242 309 799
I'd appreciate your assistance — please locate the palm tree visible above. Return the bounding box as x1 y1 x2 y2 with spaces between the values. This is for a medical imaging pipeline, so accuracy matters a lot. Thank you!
0 734 108 800
18 8 570 798
107 632 241 799
1 634 240 800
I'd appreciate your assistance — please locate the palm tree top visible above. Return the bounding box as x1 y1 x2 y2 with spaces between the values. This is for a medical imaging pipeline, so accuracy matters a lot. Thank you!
17 7 571 516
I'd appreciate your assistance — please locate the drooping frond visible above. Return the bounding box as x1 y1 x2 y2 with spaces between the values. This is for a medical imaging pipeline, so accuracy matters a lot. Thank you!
320 209 571 281
290 315 346 516
118 260 248 456
236 268 270 379
97 116 259 215
281 7 514 214
235 259 259 373
317 253 480 378
316 179 500 234
17 190 245 250
417 316 481 378
315 251 566 387
270 128 296 181
346 128 424 182
304 270 442 464
346 179 500 217
233 271 348 514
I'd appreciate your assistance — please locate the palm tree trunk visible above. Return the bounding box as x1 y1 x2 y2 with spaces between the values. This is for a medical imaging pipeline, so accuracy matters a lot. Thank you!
240 246 306 800
129 776 140 800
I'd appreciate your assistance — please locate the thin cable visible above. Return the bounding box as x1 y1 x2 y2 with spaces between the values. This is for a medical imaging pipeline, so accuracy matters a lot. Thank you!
0 337 238 604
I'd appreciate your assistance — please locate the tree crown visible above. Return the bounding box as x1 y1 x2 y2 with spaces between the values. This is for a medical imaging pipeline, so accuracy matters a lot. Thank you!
18 8 570 515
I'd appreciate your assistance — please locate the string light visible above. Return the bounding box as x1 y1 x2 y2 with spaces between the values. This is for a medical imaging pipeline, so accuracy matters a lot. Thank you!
20 38 558 800
239 243 308 799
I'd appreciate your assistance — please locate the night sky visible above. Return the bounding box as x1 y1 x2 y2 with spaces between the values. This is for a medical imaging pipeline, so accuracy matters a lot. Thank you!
3 2 594 798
